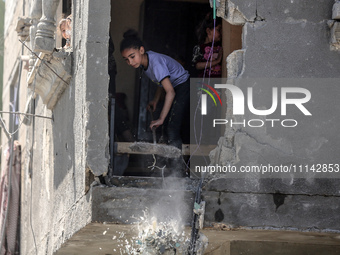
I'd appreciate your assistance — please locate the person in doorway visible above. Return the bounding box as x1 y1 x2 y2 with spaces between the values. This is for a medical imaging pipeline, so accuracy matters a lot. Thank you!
192 12 222 78
120 29 190 175
58 14 72 49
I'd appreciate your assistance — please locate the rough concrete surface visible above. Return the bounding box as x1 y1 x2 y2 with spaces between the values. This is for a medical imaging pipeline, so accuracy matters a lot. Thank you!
205 178 340 196
241 22 340 78
92 185 195 225
203 191 340 231
212 0 340 233
224 0 257 24
55 223 340 255
226 50 245 79
84 0 111 176
225 0 334 24
3 0 340 254
16 0 111 254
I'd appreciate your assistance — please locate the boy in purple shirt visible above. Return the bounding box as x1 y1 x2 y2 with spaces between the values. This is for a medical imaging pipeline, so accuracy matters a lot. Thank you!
120 30 190 175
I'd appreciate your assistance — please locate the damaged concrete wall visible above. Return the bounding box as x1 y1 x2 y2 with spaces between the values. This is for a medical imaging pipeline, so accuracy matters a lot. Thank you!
1 0 111 254
205 0 340 231
80 0 110 176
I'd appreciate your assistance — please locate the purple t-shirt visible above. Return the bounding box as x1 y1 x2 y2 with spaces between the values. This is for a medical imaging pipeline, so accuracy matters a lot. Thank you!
144 51 189 88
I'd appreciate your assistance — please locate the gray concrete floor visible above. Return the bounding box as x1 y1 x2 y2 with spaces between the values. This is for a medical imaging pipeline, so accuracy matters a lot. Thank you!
55 223 340 255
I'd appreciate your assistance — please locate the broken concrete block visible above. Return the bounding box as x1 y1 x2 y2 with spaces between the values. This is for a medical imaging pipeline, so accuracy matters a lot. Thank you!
195 233 208 255
193 201 206 230
219 146 236 165
225 0 247 25
332 1 340 20
16 17 31 41
226 50 244 79
330 21 340 50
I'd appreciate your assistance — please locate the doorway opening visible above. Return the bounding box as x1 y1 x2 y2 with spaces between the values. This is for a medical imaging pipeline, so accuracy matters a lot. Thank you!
109 0 243 177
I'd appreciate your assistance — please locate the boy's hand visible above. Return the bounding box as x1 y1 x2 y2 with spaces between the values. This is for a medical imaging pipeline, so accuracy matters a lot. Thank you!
150 118 164 129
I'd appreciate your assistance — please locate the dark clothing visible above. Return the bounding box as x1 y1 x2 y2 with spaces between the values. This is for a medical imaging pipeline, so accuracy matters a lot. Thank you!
115 93 131 136
167 78 190 149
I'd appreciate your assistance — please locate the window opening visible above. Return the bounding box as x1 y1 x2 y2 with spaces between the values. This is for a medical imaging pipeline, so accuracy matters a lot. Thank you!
57 0 72 49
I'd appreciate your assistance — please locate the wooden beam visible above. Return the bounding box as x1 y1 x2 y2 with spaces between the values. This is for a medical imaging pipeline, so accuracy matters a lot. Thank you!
182 144 217 156
116 142 216 156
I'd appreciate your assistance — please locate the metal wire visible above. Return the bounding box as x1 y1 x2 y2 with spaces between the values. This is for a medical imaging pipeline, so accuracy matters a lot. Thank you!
19 39 70 86
0 42 24 255
0 110 53 120
188 3 217 254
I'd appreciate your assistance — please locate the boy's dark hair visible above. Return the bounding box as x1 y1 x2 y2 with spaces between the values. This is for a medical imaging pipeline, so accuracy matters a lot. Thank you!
120 29 144 52
196 12 222 44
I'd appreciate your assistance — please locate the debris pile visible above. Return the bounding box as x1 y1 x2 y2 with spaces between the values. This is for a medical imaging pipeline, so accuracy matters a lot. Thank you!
136 217 189 254
129 142 182 158
113 215 190 254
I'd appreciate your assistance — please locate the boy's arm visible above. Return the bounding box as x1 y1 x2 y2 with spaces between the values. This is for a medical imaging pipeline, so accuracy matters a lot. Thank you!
150 77 175 129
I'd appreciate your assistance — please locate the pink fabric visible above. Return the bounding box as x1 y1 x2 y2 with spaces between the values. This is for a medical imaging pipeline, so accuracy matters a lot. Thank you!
0 141 21 255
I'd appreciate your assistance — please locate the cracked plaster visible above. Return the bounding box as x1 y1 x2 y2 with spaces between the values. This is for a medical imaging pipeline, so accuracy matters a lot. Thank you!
206 0 340 231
